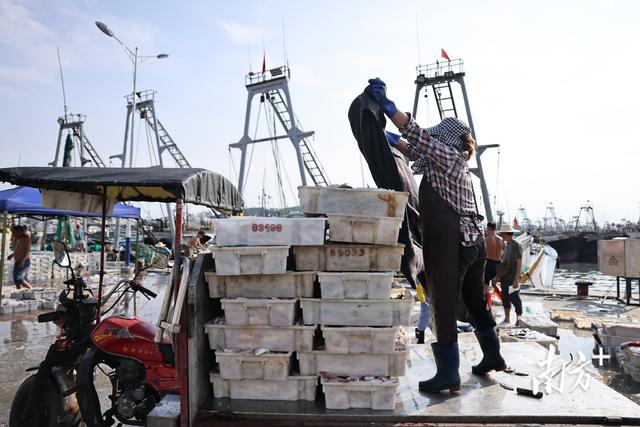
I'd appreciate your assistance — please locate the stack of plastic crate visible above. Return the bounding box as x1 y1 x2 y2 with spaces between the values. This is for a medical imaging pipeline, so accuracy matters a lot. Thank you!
293 186 413 410
204 217 325 402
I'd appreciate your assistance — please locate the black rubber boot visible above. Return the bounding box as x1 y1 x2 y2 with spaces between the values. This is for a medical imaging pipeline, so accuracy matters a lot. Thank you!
415 328 425 344
471 328 507 375
418 342 461 393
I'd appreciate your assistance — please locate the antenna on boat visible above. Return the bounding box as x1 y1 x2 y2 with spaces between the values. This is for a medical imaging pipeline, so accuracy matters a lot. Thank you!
56 46 69 117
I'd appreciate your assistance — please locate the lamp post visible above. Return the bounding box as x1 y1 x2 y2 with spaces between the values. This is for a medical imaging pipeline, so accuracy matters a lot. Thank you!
96 21 168 265
95 21 168 168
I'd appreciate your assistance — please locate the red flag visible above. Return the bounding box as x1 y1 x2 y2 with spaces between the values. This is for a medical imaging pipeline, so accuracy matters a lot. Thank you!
261 53 266 75
441 48 451 61
513 217 519 229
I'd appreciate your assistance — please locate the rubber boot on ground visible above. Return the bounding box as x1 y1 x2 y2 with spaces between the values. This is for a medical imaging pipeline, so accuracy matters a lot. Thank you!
418 342 461 393
471 327 507 375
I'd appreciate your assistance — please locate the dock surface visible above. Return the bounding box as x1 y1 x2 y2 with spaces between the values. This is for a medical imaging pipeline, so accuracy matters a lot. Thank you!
196 341 640 425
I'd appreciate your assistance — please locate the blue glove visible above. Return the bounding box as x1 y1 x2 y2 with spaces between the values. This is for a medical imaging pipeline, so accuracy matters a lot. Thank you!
385 131 401 147
366 77 398 117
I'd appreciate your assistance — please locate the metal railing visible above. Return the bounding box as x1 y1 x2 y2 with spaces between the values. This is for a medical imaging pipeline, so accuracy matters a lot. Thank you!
245 65 290 86
126 89 156 105
57 113 86 126
416 59 464 79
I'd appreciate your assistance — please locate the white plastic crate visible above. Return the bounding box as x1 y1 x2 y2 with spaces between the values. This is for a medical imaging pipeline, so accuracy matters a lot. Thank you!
621 359 640 382
318 272 393 300
221 298 297 327
213 246 289 276
206 271 315 299
216 351 292 381
321 378 398 410
210 372 317 401
300 290 413 326
604 323 640 338
622 344 640 366
596 328 636 354
327 214 403 245
204 322 315 352
298 186 409 218
297 350 407 377
213 217 326 247
293 244 404 272
322 326 398 354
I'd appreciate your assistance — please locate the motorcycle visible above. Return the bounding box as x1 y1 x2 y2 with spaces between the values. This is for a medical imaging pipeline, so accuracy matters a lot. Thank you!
9 241 177 426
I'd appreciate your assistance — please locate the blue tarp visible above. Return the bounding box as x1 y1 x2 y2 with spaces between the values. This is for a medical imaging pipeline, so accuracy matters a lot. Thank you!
0 186 140 219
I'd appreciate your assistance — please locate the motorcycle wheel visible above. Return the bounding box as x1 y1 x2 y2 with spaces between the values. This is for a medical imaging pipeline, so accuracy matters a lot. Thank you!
9 374 65 427
77 346 119 427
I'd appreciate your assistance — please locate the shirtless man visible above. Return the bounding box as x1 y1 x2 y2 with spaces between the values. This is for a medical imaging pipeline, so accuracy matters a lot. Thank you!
8 225 32 289
187 230 206 256
483 222 503 308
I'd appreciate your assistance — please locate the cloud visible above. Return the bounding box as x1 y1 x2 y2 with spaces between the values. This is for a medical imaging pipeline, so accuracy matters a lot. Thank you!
219 20 261 44
291 64 320 88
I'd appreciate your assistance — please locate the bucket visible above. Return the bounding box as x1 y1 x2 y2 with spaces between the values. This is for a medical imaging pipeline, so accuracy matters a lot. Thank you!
576 281 592 297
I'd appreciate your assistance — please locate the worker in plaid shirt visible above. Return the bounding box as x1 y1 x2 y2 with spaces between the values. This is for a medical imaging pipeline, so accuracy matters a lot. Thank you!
367 78 506 394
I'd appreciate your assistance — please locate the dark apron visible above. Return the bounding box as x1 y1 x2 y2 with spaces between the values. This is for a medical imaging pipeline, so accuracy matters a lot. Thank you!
419 176 470 343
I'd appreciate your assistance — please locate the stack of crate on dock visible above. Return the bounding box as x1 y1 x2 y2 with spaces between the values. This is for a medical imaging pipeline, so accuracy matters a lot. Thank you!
293 186 413 410
203 216 326 401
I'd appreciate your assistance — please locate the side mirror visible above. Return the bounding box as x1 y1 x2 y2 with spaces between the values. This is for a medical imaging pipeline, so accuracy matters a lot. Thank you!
150 252 169 269
52 240 71 268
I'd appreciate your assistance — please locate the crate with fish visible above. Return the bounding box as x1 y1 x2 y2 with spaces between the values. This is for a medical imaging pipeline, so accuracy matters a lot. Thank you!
204 318 315 352
293 244 404 272
320 374 398 410
216 348 293 381
212 246 289 276
297 349 407 377
220 298 298 327
317 272 393 300
298 186 408 218
326 214 403 245
210 372 318 401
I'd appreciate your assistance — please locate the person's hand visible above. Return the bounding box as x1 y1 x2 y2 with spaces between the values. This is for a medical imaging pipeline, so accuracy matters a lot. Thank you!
366 78 398 117
385 131 401 146
512 281 520 291
7 253 13 261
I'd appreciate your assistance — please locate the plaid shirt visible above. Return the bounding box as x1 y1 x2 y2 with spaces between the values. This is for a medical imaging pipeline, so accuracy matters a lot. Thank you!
400 117 484 247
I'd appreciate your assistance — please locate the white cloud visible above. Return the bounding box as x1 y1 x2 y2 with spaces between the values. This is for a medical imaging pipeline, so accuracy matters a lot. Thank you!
219 20 261 44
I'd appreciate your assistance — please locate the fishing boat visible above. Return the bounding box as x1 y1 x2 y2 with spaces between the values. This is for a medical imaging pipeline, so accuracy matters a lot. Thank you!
516 232 558 288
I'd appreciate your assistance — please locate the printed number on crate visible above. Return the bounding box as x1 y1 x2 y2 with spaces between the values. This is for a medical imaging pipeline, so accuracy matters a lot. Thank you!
251 223 283 232
329 248 365 257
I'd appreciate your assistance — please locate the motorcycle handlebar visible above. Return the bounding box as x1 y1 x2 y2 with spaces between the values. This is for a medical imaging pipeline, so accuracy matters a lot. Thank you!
131 282 157 299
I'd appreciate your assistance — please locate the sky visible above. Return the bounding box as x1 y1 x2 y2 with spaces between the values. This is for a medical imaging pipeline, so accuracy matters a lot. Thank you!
1 0 639 225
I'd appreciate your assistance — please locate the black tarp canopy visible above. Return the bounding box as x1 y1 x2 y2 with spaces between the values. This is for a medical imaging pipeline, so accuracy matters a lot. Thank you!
0 167 244 212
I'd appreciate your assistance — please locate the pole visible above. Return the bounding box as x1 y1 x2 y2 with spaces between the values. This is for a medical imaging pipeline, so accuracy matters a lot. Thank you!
0 211 7 299
172 199 189 427
130 47 138 168
97 188 107 323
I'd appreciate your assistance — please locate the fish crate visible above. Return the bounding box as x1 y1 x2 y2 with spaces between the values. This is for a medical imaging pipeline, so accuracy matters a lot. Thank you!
321 378 398 410
518 316 559 337
221 298 297 327
210 372 317 401
603 323 640 338
206 271 315 299
204 322 315 352
621 358 640 382
300 290 413 327
216 351 293 381
213 217 326 247
298 186 408 218
293 244 404 272
317 272 393 300
297 350 407 377
213 246 289 276
321 326 398 354
622 344 640 367
326 214 402 245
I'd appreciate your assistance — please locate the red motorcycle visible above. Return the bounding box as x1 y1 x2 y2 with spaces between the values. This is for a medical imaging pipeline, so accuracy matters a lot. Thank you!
10 241 179 426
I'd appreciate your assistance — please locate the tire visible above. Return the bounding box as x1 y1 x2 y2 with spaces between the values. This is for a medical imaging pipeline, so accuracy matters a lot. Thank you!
77 346 119 427
9 374 65 427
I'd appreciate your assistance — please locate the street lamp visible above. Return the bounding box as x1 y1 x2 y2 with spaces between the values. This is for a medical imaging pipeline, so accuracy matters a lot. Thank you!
95 21 168 168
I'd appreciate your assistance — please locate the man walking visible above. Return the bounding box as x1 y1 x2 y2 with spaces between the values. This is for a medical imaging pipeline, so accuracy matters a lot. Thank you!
484 222 503 308
8 225 32 289
497 224 523 326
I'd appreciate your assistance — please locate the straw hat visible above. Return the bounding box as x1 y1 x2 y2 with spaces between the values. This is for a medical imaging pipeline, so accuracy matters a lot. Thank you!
497 223 520 234
154 241 166 248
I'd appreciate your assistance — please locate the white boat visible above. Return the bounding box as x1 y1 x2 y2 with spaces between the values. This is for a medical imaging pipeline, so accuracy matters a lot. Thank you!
516 232 558 288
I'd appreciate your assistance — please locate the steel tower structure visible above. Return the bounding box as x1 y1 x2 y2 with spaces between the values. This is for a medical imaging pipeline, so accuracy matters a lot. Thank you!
50 113 105 167
230 65 329 194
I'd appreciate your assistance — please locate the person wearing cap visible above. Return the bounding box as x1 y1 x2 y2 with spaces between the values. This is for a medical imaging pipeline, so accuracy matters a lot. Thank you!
496 223 523 326
154 241 171 258
366 78 505 394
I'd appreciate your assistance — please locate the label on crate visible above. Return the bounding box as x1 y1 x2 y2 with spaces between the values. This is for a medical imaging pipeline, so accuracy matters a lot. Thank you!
328 248 366 257
251 223 284 233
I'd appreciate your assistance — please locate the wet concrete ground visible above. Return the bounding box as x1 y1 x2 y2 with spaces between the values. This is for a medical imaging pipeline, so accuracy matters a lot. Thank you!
1 276 640 424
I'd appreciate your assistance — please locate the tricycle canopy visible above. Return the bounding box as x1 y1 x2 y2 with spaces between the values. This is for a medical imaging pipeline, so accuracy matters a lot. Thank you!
0 167 244 212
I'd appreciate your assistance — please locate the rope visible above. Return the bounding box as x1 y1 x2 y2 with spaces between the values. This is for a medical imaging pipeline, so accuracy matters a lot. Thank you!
493 148 501 215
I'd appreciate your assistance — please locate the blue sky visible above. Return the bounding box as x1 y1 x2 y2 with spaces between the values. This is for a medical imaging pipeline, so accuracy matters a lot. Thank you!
1 0 639 224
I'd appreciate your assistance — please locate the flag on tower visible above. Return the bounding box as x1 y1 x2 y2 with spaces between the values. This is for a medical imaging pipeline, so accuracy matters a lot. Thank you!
513 217 519 229
441 48 451 61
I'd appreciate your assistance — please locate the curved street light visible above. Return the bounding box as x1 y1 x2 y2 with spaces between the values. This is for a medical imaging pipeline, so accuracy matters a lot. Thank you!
94 20 168 168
